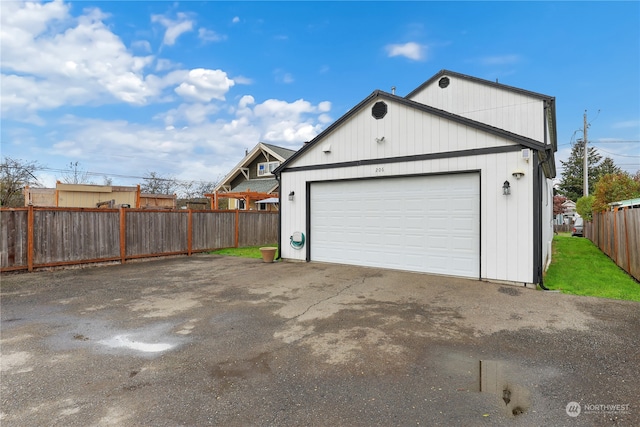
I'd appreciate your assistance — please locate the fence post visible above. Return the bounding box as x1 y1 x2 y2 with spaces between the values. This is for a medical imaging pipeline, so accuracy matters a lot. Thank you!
27 205 34 272
613 208 618 263
187 209 193 256
235 209 240 248
623 209 631 274
120 207 126 264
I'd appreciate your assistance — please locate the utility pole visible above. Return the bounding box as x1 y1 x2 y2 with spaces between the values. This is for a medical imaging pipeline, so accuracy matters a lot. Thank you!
583 111 588 197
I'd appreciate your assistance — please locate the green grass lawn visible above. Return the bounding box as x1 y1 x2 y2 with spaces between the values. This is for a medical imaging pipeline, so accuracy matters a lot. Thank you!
210 245 278 260
544 233 640 302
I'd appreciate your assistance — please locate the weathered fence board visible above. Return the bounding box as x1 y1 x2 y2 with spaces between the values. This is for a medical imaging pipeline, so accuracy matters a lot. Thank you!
126 211 188 257
1 207 279 272
191 211 235 251
33 210 120 265
239 212 278 247
627 209 640 281
586 209 640 282
0 210 28 269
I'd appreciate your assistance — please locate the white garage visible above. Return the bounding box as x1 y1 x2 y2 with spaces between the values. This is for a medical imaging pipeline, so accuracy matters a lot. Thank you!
275 70 557 287
310 174 479 278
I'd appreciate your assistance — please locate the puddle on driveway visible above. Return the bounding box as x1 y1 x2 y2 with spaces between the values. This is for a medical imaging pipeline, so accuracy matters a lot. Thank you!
98 335 175 353
479 360 530 417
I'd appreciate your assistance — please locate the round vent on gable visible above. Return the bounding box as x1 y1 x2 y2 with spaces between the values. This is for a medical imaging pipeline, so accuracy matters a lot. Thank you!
438 77 450 88
372 101 387 119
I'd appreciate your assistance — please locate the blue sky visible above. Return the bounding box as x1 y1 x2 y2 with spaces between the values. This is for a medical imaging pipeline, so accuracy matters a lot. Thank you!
2 1 639 190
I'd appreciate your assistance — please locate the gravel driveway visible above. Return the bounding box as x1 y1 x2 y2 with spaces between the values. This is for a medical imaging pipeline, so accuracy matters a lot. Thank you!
1 255 639 426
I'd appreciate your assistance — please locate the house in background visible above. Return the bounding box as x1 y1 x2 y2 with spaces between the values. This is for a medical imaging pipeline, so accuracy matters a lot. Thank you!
206 142 295 211
275 69 557 287
24 182 176 209
555 199 577 225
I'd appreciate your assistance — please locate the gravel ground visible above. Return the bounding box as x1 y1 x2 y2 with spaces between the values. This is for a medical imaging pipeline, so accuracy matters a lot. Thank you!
1 255 639 426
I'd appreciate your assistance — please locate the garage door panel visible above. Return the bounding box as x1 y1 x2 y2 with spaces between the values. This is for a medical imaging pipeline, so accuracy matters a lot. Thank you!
310 174 479 278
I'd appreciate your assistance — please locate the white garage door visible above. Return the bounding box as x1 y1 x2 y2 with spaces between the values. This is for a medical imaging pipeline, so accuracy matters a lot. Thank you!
310 173 479 278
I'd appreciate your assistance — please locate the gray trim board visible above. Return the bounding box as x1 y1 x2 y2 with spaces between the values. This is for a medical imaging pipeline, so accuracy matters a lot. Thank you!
532 150 542 285
280 145 521 174
305 181 311 262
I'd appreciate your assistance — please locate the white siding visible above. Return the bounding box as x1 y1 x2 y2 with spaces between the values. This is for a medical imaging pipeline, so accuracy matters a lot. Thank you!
280 150 535 284
542 177 555 272
408 75 545 142
290 100 520 169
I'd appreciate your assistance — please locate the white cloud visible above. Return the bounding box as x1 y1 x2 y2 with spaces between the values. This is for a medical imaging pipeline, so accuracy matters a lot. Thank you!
273 69 294 84
318 114 332 124
131 40 152 53
232 16 240 24
252 98 329 144
318 101 331 113
174 69 235 102
158 103 222 126
198 28 226 43
1 1 334 185
254 99 314 119
151 12 194 46
44 95 331 181
0 1 240 121
386 42 426 61
0 1 158 116
0 0 69 37
233 75 254 85
238 95 255 109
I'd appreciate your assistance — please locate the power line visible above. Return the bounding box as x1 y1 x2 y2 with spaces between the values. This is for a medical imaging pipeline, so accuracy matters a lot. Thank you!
592 146 640 158
4 165 216 185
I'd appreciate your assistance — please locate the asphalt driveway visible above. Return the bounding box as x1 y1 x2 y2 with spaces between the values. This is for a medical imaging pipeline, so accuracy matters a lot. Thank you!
1 255 639 426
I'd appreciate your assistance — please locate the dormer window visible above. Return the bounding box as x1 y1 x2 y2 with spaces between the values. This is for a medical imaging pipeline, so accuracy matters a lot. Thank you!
257 161 280 176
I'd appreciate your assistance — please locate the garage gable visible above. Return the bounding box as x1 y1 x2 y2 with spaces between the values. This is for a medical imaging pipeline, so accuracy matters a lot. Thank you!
277 91 544 173
406 70 554 144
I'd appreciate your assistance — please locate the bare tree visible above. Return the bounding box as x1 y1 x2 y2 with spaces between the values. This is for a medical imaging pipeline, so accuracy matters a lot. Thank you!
141 171 178 194
177 180 217 199
61 161 94 184
1 157 42 207
196 180 217 197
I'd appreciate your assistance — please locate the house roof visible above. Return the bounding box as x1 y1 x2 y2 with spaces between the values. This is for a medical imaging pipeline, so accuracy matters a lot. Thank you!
262 143 296 160
215 142 295 192
231 178 279 193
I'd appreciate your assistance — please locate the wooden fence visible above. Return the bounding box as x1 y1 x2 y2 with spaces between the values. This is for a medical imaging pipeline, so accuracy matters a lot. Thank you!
0 206 278 272
585 208 640 281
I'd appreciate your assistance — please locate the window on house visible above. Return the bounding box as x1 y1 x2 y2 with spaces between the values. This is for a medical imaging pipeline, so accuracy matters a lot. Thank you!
257 202 267 211
257 161 280 176
238 199 246 210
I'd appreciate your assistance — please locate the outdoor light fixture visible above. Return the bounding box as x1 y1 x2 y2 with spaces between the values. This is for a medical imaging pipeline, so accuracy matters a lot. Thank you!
503 180 511 196
288 191 295 201
512 169 525 179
